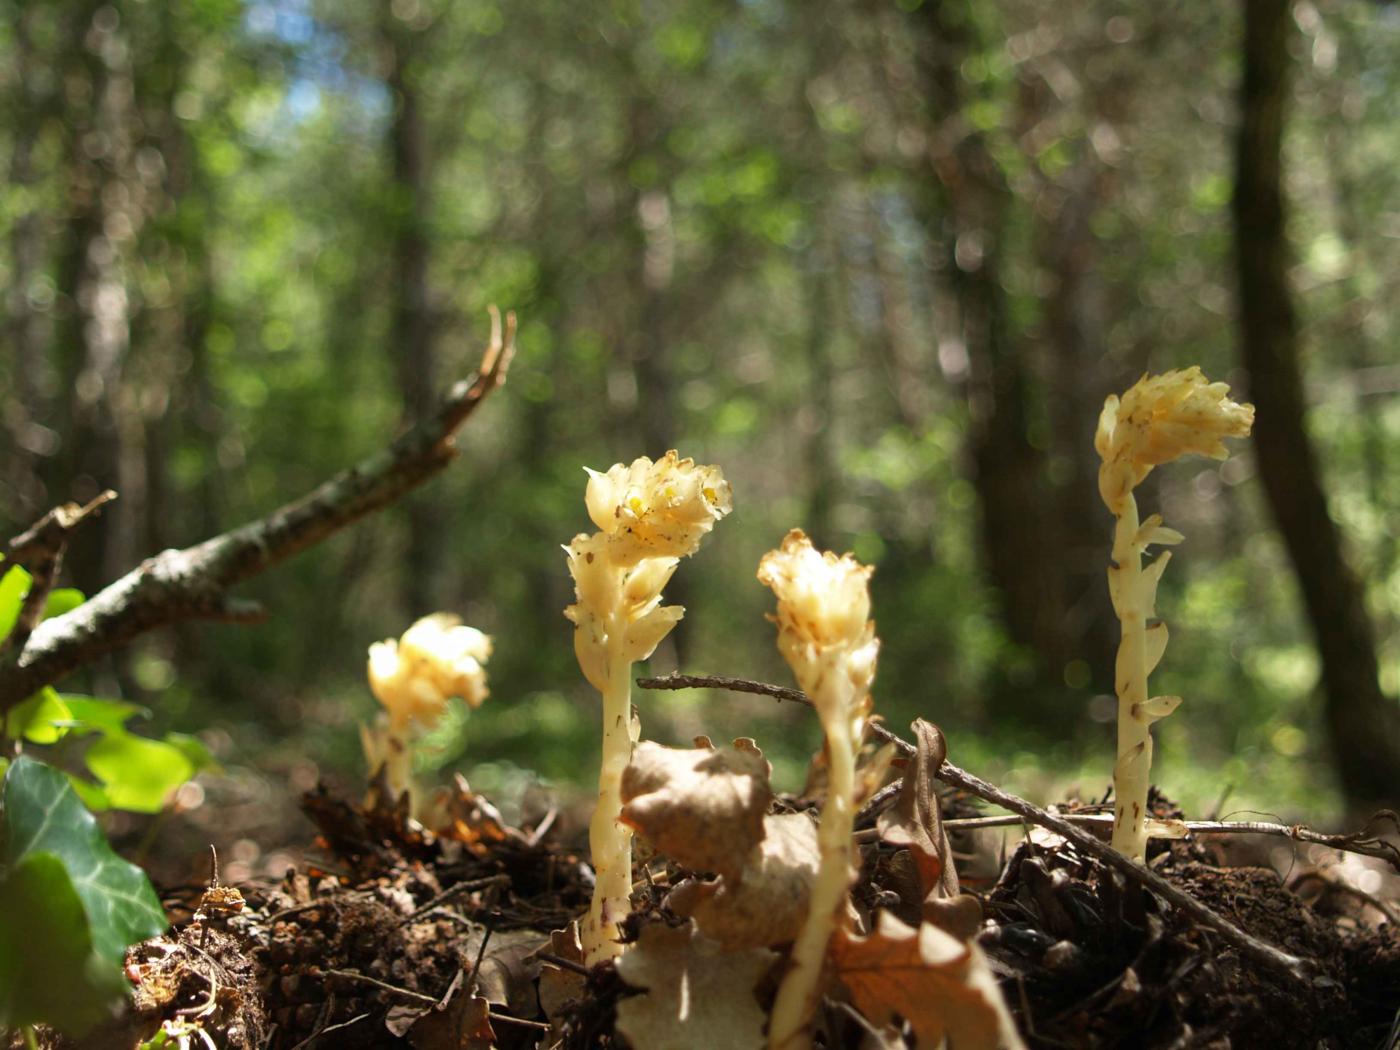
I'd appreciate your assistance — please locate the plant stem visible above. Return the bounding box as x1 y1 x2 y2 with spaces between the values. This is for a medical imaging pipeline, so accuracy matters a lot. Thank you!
23 1025 38 1050
583 615 634 963
1110 493 1152 861
769 667 856 1050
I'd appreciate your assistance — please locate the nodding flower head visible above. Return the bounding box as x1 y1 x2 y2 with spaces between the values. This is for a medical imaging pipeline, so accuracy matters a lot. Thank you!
368 614 492 730
1096 367 1254 511
584 450 732 566
758 529 879 703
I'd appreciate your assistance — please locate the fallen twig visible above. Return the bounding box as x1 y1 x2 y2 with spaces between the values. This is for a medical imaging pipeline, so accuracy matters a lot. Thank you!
637 672 1314 984
935 813 1400 872
0 309 515 712
319 968 437 1005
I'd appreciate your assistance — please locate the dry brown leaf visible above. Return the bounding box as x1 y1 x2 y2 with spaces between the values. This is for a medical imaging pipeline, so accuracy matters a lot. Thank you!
536 921 586 1022
620 740 772 880
615 921 776 1050
878 720 958 902
832 913 1025 1050
668 811 821 949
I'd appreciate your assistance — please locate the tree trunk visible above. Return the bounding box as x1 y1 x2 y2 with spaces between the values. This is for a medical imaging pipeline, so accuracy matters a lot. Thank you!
1232 0 1400 809
382 4 444 617
914 1 1071 719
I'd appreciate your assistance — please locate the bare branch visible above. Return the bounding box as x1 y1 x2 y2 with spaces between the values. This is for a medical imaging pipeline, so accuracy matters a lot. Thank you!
636 671 1313 984
1 490 116 656
0 309 516 712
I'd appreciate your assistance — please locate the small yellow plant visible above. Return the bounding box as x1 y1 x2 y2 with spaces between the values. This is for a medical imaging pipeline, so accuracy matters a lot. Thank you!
565 450 732 963
1095 367 1253 861
759 529 879 1050
361 613 492 812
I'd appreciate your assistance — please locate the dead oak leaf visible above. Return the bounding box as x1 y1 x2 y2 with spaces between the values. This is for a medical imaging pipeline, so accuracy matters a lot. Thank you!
832 913 1025 1050
620 740 772 880
668 811 820 950
615 921 776 1050
878 720 958 902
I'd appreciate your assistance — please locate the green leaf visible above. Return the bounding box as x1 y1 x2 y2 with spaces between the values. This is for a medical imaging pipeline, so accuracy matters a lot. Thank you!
0 565 31 641
56 695 151 736
0 851 125 1033
84 732 195 813
162 731 221 775
44 587 86 619
4 687 73 744
68 775 112 812
2 757 166 967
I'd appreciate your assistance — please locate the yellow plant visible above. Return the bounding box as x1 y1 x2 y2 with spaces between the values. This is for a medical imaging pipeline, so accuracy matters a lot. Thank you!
759 529 879 1050
565 450 731 963
360 613 491 813
1095 367 1253 861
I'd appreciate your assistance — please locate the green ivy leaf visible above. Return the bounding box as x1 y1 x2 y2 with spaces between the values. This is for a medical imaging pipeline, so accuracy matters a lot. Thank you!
44 586 86 619
161 731 221 775
84 732 195 813
0 565 30 641
2 757 166 968
0 851 126 1033
56 695 151 736
4 687 73 744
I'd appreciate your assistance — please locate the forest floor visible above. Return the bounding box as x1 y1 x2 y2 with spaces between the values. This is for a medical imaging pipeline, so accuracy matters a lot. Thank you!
25 751 1400 1050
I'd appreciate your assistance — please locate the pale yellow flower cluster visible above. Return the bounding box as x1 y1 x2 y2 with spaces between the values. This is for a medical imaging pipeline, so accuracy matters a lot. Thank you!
757 529 879 718
568 451 733 687
1095 367 1255 512
368 613 492 732
567 450 732 963
584 450 733 567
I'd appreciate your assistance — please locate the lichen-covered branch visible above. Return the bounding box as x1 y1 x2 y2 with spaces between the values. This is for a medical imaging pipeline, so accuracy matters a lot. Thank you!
0 310 515 713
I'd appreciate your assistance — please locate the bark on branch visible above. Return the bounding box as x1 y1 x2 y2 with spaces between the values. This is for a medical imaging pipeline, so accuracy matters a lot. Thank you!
0 309 516 712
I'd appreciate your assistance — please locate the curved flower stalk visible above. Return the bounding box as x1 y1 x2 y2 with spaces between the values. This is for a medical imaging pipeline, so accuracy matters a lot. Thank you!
1096 368 1253 861
361 613 492 813
759 530 879 1050
566 451 732 963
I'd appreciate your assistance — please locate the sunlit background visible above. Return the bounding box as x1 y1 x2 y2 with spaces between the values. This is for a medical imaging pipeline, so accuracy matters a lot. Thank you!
4 0 1399 877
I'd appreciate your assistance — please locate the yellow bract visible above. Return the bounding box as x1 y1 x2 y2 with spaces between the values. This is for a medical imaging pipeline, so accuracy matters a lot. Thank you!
1095 366 1255 513
368 613 492 732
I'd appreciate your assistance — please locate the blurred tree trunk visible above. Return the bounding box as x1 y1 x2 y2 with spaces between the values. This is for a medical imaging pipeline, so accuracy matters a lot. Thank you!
1040 150 1118 696
382 4 445 617
1232 0 1400 809
913 1 1070 719
3 2 54 526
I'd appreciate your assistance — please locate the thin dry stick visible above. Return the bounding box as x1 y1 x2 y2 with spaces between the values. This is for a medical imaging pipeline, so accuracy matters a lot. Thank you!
936 813 1400 872
0 310 515 712
637 672 1312 984
319 969 437 1006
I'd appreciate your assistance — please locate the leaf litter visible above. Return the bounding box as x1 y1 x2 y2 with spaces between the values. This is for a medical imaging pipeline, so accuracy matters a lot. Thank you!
25 721 1400 1050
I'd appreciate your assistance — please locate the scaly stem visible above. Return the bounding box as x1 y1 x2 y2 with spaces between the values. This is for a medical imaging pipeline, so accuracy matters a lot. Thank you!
582 616 634 963
1110 493 1152 861
769 670 856 1050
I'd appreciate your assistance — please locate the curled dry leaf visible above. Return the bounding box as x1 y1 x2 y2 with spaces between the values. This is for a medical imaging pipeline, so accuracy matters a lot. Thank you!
668 812 821 950
615 921 776 1050
878 720 958 902
832 912 1025 1050
620 740 773 881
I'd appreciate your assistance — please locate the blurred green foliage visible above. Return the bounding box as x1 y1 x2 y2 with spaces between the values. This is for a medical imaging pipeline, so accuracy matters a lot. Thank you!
1 0 1397 824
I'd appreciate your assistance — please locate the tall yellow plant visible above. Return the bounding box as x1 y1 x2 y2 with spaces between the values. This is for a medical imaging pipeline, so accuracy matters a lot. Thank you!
759 530 879 1050
565 451 731 962
1095 368 1253 861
